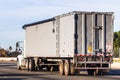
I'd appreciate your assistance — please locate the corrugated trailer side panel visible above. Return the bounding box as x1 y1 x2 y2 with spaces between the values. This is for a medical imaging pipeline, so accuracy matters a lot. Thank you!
25 25 38 57
25 21 56 57
59 15 75 57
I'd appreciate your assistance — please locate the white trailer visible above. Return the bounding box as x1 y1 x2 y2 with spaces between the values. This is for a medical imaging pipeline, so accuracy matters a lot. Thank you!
17 11 114 75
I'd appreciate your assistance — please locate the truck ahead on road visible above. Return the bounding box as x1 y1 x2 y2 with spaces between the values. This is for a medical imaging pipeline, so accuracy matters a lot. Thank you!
17 11 114 76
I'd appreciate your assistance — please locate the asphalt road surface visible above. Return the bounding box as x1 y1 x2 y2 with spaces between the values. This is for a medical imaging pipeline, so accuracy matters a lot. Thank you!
0 62 120 80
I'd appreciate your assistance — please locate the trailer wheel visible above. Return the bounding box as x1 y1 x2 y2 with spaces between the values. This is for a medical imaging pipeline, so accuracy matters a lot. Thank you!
102 64 109 75
101 69 109 75
87 69 94 75
59 60 64 75
26 58 35 71
97 69 103 75
29 58 35 71
70 63 75 75
64 60 70 76
26 59 29 71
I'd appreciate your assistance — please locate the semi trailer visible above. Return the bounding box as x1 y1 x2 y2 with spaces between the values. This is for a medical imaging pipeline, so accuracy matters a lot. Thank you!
17 11 114 75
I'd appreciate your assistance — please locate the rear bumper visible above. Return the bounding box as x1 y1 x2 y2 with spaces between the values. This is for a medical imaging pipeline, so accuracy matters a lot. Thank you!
73 54 113 70
75 67 110 70
74 61 112 70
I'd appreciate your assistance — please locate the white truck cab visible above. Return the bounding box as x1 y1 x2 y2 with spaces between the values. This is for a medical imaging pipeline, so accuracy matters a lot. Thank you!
17 41 26 70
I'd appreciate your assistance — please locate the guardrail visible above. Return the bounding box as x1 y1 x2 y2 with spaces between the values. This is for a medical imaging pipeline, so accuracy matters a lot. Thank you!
0 57 17 62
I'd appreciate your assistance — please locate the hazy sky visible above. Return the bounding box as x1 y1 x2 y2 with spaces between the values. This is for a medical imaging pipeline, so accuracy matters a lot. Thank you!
0 0 119 49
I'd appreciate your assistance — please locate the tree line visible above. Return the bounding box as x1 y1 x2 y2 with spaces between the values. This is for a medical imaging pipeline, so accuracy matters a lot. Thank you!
114 31 120 58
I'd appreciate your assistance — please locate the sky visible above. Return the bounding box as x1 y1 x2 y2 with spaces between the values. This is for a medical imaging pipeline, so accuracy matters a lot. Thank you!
0 0 119 49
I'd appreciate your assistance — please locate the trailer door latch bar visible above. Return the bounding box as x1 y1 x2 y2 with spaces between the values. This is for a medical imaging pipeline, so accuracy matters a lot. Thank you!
93 26 102 30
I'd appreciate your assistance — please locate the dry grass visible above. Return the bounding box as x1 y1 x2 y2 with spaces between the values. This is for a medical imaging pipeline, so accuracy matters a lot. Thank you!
113 58 120 63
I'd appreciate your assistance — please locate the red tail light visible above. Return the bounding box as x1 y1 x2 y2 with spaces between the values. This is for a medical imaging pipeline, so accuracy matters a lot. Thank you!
87 54 92 57
74 54 78 57
109 54 113 57
104 58 109 61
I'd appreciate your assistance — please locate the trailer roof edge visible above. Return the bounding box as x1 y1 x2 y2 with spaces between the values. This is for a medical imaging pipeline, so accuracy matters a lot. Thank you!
23 11 114 29
23 18 55 29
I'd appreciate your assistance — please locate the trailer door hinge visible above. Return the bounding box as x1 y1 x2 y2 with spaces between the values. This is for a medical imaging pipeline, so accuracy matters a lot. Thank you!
74 34 78 39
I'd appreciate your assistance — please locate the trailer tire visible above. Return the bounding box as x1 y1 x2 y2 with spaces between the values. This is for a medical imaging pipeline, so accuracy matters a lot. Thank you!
97 69 103 75
26 58 35 71
26 59 29 71
29 58 35 71
87 69 94 75
59 60 64 75
102 69 109 75
64 60 70 76
74 69 80 75
70 63 75 75
101 64 109 75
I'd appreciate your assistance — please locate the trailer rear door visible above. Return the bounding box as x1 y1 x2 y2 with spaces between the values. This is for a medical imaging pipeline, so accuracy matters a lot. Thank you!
77 13 114 55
